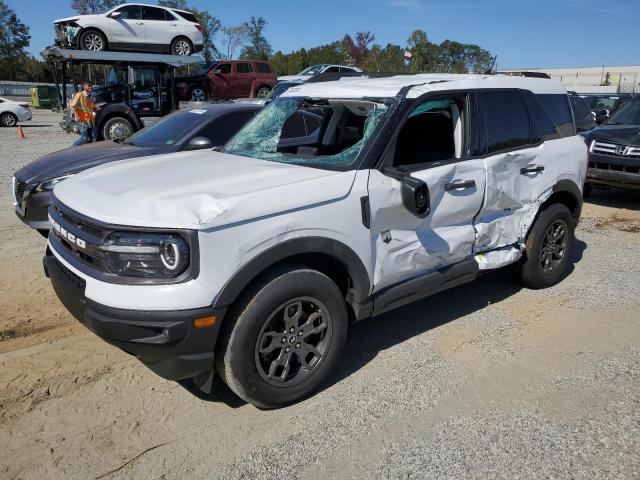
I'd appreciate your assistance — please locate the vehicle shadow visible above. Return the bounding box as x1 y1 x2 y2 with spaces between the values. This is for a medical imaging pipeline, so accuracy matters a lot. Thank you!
586 188 640 211
184 239 587 409
320 237 587 397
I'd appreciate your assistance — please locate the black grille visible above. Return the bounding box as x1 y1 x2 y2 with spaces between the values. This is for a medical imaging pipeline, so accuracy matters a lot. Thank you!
14 180 26 203
13 178 27 214
54 205 105 240
50 203 109 274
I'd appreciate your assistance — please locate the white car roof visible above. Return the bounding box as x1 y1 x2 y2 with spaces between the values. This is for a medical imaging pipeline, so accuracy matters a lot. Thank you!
281 73 566 99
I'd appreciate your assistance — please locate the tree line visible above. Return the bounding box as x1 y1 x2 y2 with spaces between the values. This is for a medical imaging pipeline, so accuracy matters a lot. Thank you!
0 0 494 83
271 30 494 76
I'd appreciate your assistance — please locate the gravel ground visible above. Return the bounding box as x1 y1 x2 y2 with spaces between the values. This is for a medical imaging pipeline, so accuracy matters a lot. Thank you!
0 110 639 479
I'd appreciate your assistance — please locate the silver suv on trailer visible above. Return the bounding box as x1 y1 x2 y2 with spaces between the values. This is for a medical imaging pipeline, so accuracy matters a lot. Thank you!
44 74 587 408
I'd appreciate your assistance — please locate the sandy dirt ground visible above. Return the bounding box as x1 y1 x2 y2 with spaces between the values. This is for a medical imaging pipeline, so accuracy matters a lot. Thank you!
1 111 639 479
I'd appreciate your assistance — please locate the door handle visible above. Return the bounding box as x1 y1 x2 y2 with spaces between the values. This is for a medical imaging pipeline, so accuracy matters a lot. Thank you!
171 23 178 26
136 21 144 25
445 180 476 191
520 165 545 174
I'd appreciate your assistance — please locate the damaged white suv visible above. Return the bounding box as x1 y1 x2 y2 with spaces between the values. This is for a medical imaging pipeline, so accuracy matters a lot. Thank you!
44 74 587 408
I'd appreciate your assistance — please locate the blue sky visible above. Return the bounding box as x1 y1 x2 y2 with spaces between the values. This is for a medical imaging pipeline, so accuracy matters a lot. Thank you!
9 0 640 68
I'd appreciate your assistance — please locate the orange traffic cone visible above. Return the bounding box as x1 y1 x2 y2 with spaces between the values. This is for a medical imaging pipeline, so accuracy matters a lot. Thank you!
17 126 25 139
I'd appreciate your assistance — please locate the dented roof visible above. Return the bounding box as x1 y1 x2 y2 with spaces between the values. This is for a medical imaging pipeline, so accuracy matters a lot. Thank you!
280 73 567 99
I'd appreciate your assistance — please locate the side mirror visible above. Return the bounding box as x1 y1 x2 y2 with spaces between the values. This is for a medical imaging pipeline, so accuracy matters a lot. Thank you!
108 11 122 18
187 136 213 150
383 167 430 218
214 69 223 75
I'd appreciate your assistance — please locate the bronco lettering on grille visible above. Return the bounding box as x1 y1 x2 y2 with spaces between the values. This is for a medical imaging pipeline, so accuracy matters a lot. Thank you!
48 214 87 249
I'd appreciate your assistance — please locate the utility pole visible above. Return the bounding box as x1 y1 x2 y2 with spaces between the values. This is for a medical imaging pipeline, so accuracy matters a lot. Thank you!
600 65 605 85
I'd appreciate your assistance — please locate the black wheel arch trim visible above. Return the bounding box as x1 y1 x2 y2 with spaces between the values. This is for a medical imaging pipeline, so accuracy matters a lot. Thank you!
212 237 371 310
549 179 583 219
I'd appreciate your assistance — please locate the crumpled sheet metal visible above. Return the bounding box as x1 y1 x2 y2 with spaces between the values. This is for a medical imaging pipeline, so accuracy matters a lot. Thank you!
475 245 522 270
368 169 475 290
474 151 551 253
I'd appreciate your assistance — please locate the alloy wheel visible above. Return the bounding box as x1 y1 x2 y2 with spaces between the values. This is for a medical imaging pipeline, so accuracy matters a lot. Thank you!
84 33 104 51
540 219 568 274
174 40 191 56
256 87 270 98
1 113 17 127
254 297 332 387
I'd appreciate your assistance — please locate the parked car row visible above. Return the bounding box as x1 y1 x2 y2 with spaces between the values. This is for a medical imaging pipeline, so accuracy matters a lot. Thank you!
14 73 590 408
582 95 640 193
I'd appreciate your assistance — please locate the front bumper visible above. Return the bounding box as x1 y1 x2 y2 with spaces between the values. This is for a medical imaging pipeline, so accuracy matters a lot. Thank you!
587 153 640 190
14 188 53 231
44 247 223 380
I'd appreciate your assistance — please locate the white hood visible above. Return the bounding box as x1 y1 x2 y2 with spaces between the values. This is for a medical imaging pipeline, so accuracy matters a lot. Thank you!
53 151 357 230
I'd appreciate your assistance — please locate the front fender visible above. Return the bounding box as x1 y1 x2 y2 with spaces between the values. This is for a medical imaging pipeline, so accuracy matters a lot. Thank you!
212 236 371 310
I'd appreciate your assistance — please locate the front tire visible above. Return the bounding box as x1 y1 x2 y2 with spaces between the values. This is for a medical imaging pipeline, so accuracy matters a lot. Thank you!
80 29 107 51
216 266 348 408
102 116 133 141
171 37 193 56
0 112 17 127
255 86 271 98
519 203 575 289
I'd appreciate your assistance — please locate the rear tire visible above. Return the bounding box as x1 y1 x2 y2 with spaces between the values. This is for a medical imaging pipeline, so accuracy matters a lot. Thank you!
80 29 107 51
102 116 133 141
189 86 208 102
0 112 17 127
215 266 348 408
255 86 271 98
171 37 193 56
519 203 575 289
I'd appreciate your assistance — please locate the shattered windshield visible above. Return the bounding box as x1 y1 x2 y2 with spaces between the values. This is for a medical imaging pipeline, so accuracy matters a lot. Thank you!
224 96 392 170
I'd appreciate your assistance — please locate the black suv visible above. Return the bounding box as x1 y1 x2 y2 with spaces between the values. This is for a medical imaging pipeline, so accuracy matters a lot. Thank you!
583 96 640 192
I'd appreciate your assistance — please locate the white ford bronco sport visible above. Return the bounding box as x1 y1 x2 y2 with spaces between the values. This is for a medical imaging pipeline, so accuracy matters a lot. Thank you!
44 74 587 408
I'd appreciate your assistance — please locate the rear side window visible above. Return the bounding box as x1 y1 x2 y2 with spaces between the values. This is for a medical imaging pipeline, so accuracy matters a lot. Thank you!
172 10 198 23
524 92 560 142
236 63 253 74
537 94 574 137
255 63 272 73
478 91 530 154
142 6 167 21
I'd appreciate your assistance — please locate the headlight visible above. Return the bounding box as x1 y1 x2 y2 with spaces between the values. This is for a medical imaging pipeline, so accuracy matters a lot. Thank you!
36 175 73 192
98 232 190 278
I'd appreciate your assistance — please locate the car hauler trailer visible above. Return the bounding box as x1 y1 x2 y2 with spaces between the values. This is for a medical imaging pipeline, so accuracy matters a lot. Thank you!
43 46 204 141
